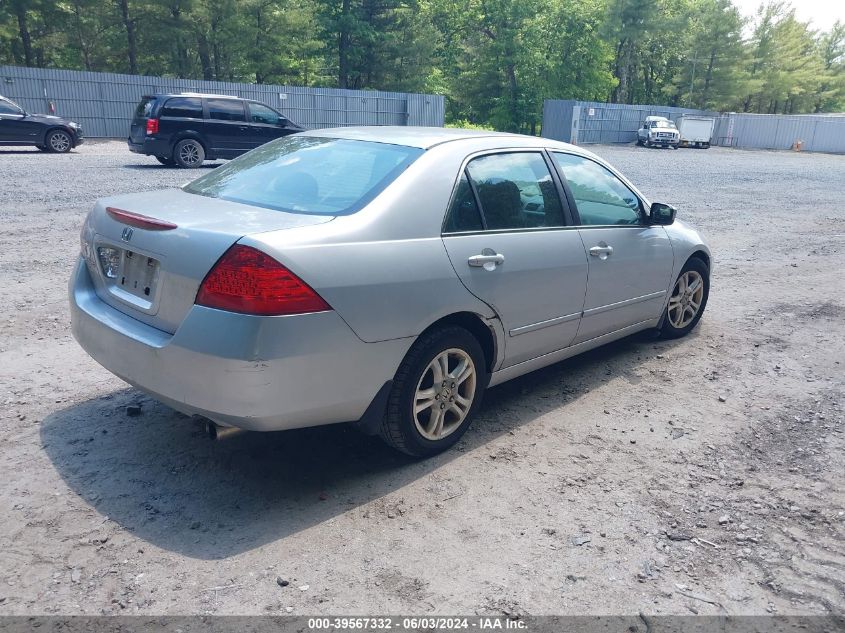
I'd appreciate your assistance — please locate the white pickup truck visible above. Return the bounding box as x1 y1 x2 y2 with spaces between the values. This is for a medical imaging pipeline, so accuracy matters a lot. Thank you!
637 116 680 149
677 115 715 149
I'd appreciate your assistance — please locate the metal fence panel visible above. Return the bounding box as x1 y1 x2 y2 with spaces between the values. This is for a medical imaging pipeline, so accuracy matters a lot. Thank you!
544 99 845 154
543 100 713 144
0 65 444 137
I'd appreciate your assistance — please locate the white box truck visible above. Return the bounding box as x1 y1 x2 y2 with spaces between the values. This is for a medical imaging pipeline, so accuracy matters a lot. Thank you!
677 115 715 149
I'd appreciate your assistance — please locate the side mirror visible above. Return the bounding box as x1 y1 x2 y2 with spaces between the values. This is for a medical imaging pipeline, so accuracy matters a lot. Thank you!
649 202 676 225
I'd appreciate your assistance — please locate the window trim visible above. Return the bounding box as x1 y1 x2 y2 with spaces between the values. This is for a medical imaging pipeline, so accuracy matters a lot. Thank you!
441 148 577 236
548 150 648 229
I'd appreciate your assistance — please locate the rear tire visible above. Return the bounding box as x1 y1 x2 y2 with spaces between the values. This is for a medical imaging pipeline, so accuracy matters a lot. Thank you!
173 138 205 168
658 258 710 339
155 155 175 166
380 326 487 457
46 129 72 153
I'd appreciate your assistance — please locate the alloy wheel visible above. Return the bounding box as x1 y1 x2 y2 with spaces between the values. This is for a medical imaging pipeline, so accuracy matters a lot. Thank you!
413 348 477 441
667 270 704 328
50 132 71 152
179 142 201 165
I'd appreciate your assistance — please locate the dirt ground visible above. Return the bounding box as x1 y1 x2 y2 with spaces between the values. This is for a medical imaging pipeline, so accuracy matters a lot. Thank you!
0 141 842 617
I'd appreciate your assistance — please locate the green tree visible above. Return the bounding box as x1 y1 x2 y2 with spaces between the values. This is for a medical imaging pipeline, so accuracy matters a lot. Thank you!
668 0 749 110
743 2 825 113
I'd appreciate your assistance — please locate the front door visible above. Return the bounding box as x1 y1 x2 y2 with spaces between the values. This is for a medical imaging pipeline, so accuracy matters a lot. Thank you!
0 98 32 143
550 151 675 343
441 151 589 368
244 102 291 149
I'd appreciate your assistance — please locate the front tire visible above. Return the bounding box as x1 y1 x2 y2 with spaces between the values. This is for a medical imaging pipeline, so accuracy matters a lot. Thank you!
173 138 205 168
46 129 72 153
659 258 709 339
380 326 487 457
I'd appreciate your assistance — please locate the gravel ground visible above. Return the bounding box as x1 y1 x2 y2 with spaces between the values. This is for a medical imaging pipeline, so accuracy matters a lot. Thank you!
0 140 843 617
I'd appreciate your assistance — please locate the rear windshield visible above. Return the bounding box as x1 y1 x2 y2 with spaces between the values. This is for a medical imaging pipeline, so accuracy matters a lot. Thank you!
134 97 155 119
183 136 423 216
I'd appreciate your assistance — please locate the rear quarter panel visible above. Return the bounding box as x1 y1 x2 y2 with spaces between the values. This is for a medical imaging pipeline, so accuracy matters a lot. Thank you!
240 143 500 343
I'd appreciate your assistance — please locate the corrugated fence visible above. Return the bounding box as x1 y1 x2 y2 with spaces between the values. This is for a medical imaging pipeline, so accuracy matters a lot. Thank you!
543 99 845 154
0 65 445 138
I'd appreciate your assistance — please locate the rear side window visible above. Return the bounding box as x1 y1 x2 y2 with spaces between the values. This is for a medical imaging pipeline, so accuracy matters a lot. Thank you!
465 153 565 231
443 174 483 232
160 97 202 119
184 136 423 216
207 98 245 121
134 97 154 119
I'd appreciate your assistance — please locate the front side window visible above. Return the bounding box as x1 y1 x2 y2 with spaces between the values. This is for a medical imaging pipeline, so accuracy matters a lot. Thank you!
249 102 282 125
464 153 565 231
207 98 245 122
0 98 23 115
160 97 202 119
184 136 423 216
553 152 642 226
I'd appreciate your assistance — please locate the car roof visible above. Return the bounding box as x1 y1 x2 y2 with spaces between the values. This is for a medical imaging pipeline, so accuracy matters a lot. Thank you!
299 126 572 150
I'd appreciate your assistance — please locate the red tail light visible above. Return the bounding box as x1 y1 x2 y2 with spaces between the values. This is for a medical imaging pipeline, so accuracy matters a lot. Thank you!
196 245 331 316
146 118 159 135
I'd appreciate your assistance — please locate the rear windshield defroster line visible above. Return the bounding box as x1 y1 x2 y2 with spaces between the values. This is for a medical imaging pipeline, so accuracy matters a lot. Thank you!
183 136 424 216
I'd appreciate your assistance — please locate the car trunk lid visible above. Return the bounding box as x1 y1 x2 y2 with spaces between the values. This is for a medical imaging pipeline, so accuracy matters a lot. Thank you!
80 188 333 333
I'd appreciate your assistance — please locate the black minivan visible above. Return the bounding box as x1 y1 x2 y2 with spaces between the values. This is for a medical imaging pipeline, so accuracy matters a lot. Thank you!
128 93 303 167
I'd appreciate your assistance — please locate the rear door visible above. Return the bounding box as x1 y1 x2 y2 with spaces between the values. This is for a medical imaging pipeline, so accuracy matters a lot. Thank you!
204 98 251 157
441 151 589 368
551 151 674 344
244 101 294 149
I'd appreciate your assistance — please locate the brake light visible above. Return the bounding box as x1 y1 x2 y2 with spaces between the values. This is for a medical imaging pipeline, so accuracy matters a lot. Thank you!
106 207 177 230
146 118 159 135
196 245 331 316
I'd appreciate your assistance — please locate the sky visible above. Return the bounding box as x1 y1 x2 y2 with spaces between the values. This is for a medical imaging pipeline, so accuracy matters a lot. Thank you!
731 0 845 29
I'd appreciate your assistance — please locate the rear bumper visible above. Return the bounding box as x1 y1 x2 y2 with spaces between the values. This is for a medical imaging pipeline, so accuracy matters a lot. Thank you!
69 257 411 431
128 138 170 157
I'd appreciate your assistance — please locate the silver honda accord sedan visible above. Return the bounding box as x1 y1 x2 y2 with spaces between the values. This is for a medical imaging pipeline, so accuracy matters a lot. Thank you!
70 127 711 456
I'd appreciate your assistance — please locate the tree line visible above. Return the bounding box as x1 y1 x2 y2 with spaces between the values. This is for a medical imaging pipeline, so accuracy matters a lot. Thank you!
1 0 843 132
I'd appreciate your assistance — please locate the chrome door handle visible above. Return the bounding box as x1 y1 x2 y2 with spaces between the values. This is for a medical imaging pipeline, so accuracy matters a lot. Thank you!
468 250 505 270
589 244 613 260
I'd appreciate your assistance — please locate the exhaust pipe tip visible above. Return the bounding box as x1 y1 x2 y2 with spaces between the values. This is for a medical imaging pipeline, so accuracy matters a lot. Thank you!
205 420 246 441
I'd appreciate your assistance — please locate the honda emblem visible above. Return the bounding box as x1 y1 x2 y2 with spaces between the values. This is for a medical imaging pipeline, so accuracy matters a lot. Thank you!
121 227 134 242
